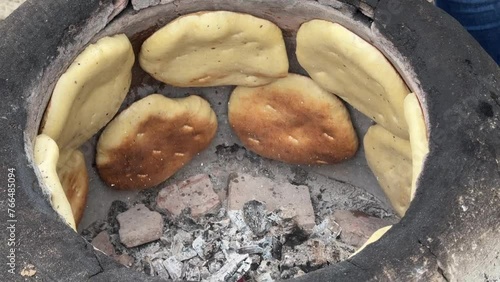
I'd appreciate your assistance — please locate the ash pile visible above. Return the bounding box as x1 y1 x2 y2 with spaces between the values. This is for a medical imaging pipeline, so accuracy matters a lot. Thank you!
82 172 394 281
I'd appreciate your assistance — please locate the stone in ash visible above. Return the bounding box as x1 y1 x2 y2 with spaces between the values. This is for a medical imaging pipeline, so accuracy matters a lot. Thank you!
156 174 221 218
117 204 164 248
228 173 315 232
91 231 115 256
91 230 135 267
332 210 391 248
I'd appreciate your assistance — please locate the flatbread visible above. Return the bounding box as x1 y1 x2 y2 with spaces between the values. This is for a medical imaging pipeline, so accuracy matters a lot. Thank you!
296 20 410 139
40 34 134 157
57 150 89 226
404 93 429 200
97 94 217 190
34 134 76 230
364 125 412 216
229 73 358 165
139 11 288 87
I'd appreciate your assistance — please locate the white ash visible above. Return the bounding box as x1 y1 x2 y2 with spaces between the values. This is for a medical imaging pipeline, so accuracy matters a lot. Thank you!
87 205 358 281
83 169 396 281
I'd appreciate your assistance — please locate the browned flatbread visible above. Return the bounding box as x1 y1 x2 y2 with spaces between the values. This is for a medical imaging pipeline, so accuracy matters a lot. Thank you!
57 150 89 225
96 94 217 190
228 73 358 165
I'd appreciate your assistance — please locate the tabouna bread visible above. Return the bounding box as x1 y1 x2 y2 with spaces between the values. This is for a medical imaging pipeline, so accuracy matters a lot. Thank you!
57 150 89 225
96 94 217 190
364 125 412 216
139 11 288 87
34 134 76 230
40 34 134 156
404 93 429 200
296 20 410 139
229 73 358 165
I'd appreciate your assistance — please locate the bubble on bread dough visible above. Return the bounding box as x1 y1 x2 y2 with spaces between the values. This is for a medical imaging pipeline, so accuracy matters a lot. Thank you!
288 136 299 144
265 104 278 112
323 133 335 141
182 125 194 132
248 138 261 145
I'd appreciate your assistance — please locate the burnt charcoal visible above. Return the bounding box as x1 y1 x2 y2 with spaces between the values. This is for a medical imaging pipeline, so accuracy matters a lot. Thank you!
280 267 305 279
143 260 154 276
175 208 202 232
249 255 261 271
283 226 310 247
192 234 221 260
243 149 262 164
80 219 107 242
271 237 283 260
237 245 264 255
215 143 243 156
107 200 128 233
299 261 323 273
135 187 158 210
256 260 281 281
258 167 275 179
109 233 127 253
290 166 308 186
243 200 271 237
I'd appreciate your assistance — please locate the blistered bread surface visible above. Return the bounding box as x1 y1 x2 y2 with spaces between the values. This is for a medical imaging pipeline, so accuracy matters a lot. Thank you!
97 94 217 190
229 73 358 165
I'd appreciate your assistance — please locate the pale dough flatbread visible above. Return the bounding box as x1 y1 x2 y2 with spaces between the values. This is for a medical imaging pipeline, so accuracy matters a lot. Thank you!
296 20 410 139
57 150 89 226
97 94 217 190
404 93 429 200
229 73 358 165
34 134 76 230
139 11 288 87
364 125 412 216
40 34 134 157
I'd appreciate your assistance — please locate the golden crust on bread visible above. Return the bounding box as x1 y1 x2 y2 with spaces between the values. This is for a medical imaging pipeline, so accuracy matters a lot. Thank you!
229 74 358 165
57 150 89 225
96 94 217 190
